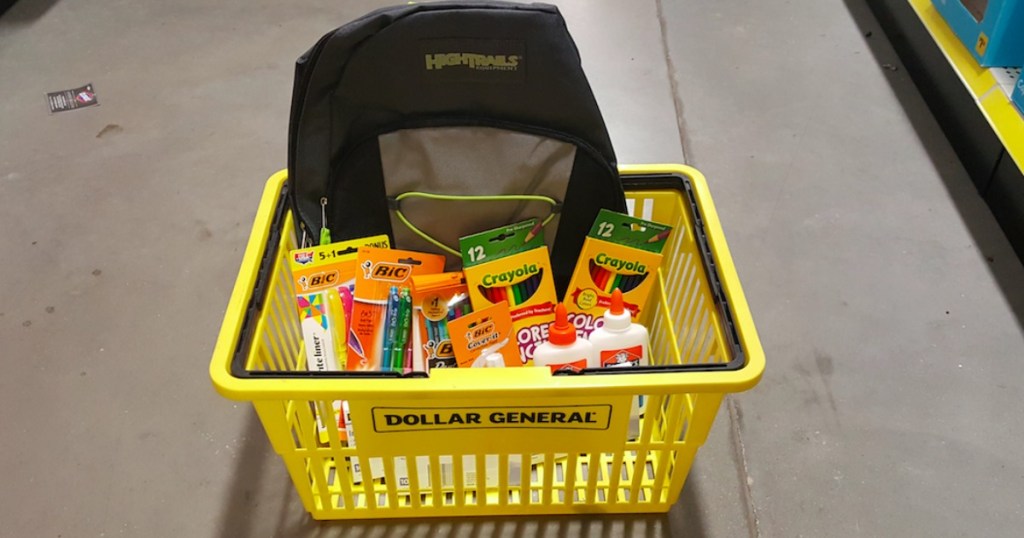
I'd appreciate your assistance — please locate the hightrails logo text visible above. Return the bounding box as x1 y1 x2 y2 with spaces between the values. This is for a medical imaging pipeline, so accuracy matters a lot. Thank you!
424 53 522 71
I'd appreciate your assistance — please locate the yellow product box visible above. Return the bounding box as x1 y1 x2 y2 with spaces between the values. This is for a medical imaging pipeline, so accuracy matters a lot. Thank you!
460 219 557 365
565 209 673 337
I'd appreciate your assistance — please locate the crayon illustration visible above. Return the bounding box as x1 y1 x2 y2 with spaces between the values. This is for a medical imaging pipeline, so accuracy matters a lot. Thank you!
588 260 648 293
476 269 545 307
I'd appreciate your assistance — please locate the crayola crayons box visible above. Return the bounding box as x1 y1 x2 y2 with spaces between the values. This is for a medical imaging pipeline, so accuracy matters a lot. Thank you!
350 247 446 371
460 219 557 365
289 235 390 373
566 210 672 337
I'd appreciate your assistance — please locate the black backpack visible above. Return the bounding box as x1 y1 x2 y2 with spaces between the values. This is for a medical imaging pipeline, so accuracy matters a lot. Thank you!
288 1 626 293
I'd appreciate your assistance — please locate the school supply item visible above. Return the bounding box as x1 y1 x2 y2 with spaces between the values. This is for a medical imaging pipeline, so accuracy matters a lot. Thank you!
448 303 521 368
565 209 672 338
589 290 650 368
411 272 471 371
481 353 506 368
351 247 446 371
379 286 413 373
288 235 389 445
288 234 390 373
285 2 626 292
588 288 650 438
461 219 558 364
325 287 348 369
533 303 597 374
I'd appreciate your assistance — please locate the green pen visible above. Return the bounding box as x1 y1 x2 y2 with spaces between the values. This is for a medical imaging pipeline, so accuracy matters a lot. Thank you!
392 288 412 371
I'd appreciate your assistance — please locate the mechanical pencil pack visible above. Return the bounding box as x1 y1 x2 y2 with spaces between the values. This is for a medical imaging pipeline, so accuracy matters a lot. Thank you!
410 272 471 371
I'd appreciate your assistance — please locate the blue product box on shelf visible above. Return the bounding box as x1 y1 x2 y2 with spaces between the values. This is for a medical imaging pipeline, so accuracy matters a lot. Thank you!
1013 74 1024 115
932 0 1024 67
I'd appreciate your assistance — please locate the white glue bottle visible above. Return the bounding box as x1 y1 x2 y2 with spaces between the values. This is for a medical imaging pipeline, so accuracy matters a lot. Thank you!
588 289 650 438
533 303 597 373
589 289 650 368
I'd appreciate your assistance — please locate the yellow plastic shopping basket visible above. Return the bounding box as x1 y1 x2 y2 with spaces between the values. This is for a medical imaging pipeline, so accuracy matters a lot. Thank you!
209 163 764 520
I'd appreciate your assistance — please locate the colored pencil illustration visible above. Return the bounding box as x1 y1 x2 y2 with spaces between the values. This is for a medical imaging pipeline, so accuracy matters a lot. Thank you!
647 229 671 243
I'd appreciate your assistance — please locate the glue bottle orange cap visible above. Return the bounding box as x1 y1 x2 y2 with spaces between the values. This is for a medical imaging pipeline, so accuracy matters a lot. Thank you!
603 288 632 332
610 288 625 315
548 303 577 346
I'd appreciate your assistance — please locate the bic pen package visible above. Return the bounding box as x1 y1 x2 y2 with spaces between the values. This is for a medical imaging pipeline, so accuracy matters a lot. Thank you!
350 247 446 371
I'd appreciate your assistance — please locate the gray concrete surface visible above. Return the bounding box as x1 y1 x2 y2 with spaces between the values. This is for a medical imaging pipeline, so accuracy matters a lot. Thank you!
0 0 1022 537
662 1 1024 536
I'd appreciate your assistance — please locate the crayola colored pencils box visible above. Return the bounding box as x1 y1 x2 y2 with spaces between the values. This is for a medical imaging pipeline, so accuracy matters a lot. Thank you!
566 210 672 337
460 219 557 365
350 247 446 371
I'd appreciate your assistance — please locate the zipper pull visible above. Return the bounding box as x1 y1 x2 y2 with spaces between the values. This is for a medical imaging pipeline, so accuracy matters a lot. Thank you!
319 197 331 246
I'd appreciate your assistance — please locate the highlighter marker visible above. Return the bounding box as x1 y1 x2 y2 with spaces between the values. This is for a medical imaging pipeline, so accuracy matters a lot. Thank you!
326 287 348 369
339 286 354 345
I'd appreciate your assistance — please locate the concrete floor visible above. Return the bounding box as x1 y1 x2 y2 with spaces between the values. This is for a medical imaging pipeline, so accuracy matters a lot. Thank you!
2 0 1023 536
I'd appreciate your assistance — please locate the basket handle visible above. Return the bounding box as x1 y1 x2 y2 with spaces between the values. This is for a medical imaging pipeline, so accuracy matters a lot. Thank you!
229 181 291 377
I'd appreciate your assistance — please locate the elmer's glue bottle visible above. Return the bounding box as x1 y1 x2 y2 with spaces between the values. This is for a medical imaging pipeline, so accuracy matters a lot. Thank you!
533 303 597 373
588 288 650 438
589 289 649 368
